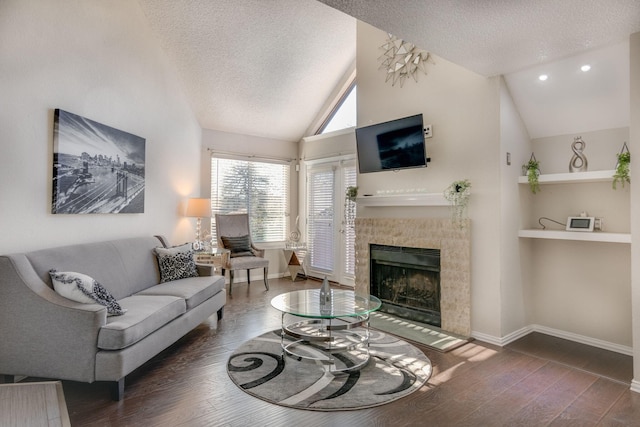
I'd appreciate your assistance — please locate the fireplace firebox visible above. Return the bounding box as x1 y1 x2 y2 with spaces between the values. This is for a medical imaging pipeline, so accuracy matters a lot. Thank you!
370 244 441 327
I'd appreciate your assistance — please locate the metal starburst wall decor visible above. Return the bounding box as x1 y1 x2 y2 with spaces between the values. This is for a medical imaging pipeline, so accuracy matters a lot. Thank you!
378 34 432 87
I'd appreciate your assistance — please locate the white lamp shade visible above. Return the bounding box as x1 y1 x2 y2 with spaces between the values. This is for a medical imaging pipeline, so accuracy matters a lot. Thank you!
186 198 211 218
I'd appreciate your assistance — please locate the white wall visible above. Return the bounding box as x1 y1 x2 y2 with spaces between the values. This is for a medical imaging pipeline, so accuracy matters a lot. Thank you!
355 22 503 338
201 128 299 279
0 0 201 253
629 31 640 390
499 79 532 336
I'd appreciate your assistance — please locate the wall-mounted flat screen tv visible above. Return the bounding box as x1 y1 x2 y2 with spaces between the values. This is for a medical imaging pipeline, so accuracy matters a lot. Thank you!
355 114 426 173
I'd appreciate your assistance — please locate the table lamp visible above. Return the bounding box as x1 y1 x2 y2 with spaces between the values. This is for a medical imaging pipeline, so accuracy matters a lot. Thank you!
186 198 211 251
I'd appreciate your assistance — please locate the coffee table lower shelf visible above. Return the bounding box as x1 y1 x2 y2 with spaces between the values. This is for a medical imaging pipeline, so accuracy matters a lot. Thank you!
279 313 372 373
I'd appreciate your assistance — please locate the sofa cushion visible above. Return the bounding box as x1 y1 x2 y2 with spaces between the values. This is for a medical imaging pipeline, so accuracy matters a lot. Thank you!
136 275 225 310
155 245 198 283
98 295 186 350
49 270 126 316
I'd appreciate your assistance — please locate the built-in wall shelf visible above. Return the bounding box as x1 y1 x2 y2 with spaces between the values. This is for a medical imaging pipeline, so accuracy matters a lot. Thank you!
517 169 616 185
357 193 448 207
518 229 631 243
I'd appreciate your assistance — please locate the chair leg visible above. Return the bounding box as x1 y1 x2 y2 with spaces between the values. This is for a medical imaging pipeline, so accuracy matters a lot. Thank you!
263 267 269 291
229 270 234 296
247 269 251 285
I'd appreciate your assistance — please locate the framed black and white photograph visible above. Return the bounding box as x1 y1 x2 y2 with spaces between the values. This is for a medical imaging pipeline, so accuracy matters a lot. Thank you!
52 109 146 214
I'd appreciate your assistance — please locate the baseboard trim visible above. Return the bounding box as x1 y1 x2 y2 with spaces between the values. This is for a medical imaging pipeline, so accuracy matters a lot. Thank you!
471 324 633 356
631 380 640 394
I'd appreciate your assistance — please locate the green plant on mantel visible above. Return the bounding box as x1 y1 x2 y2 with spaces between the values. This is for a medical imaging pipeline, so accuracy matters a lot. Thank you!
613 150 630 190
443 179 471 226
523 154 540 194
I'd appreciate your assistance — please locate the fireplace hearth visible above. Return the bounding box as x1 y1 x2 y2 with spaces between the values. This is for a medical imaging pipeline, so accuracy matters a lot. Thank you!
370 244 441 327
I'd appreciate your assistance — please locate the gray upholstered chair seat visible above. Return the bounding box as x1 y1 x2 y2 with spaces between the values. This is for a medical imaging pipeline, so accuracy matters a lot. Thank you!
227 255 269 270
98 295 186 350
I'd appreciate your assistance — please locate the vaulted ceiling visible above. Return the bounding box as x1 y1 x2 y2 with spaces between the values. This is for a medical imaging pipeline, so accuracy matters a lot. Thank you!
138 0 640 142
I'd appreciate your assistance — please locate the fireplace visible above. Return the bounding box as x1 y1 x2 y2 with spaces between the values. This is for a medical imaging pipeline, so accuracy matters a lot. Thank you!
370 244 441 327
355 217 471 336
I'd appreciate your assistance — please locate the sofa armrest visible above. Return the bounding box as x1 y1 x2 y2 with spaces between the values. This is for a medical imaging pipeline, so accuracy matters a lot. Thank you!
0 255 107 383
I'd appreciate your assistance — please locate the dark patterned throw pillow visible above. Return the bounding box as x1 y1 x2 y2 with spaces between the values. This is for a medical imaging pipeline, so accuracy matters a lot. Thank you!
154 246 199 283
49 269 127 316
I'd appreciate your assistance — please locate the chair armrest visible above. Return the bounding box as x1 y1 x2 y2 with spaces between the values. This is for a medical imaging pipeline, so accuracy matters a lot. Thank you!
251 244 265 258
0 255 107 382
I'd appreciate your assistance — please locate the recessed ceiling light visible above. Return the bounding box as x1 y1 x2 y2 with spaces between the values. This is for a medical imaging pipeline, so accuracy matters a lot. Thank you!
538 74 548 81
581 64 591 72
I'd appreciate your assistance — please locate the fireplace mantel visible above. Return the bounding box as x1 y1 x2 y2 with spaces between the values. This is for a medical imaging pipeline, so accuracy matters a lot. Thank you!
355 217 471 336
356 193 448 207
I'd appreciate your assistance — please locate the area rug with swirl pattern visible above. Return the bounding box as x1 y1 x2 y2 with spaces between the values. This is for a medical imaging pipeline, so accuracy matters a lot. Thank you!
226 329 432 411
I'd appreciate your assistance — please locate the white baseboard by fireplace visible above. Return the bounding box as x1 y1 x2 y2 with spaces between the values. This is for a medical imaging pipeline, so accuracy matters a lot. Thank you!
472 324 633 356
631 380 640 394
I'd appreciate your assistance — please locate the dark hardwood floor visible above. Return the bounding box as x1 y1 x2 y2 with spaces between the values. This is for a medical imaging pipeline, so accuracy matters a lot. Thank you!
29 279 640 426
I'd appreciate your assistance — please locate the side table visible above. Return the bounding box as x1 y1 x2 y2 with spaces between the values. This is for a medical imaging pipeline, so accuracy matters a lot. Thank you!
283 245 307 281
194 248 230 274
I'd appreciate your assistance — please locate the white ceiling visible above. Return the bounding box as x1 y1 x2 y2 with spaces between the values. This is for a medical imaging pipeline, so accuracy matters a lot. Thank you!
138 0 640 142
137 0 356 142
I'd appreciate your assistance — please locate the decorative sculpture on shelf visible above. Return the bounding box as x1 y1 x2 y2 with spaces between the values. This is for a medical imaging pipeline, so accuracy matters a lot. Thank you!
569 136 588 172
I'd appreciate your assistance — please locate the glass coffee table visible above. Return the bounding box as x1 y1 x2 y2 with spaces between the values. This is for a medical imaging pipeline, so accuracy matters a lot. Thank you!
270 289 381 372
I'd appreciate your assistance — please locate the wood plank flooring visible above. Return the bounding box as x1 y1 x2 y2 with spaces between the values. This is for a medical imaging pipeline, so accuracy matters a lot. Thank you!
17 279 640 426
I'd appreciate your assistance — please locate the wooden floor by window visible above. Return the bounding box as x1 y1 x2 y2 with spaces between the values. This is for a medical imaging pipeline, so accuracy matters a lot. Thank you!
13 278 640 426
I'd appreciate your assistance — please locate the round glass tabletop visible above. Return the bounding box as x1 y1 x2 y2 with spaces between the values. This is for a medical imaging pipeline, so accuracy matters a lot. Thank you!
270 289 381 319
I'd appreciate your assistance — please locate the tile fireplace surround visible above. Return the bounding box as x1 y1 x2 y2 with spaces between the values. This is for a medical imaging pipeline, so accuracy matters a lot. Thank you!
355 218 471 336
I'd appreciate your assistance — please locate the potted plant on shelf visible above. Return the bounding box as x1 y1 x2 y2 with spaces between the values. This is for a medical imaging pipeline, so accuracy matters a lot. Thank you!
612 143 630 190
443 179 471 226
523 154 540 194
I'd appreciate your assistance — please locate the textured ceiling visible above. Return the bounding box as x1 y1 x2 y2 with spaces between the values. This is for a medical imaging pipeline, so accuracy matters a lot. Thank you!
138 0 640 142
138 0 356 142
318 0 640 77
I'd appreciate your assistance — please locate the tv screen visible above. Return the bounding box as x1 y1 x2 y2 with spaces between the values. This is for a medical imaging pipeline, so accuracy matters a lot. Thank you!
355 114 426 173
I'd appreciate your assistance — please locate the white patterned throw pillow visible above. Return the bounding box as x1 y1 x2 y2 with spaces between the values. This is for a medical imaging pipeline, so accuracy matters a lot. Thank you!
49 270 127 316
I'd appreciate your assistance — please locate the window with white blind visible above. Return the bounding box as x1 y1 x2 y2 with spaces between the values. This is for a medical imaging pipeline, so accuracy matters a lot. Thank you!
210 157 289 244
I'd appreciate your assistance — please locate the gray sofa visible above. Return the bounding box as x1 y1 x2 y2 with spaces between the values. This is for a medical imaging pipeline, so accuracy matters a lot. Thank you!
0 236 226 400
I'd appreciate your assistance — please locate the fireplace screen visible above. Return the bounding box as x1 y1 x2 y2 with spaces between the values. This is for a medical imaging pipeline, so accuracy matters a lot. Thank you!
370 244 441 326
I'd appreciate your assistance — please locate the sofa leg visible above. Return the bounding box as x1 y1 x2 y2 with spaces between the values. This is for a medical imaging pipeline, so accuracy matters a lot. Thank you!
217 306 224 321
263 267 269 291
229 270 234 297
111 378 125 401
3 375 15 384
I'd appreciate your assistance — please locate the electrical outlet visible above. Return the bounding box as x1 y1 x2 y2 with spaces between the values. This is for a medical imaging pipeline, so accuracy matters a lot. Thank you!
424 125 432 138
594 218 604 231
